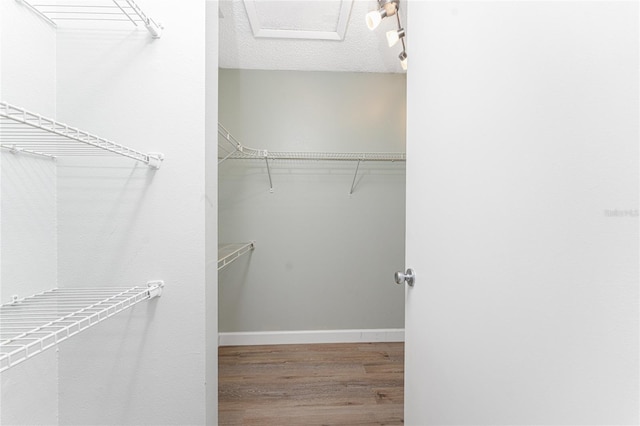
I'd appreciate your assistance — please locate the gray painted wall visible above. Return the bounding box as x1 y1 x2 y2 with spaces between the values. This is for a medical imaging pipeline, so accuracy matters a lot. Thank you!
218 69 406 333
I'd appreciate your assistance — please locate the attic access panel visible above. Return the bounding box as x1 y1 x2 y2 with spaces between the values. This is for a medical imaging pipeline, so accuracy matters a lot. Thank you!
244 0 353 40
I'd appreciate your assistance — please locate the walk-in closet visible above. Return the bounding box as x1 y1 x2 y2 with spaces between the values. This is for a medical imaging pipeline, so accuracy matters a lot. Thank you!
215 2 408 422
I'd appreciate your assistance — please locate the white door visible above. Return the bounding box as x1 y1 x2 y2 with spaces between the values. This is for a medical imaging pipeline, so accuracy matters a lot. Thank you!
403 2 638 424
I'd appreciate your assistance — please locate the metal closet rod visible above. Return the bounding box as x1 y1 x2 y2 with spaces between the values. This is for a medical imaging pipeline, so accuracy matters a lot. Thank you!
218 123 406 194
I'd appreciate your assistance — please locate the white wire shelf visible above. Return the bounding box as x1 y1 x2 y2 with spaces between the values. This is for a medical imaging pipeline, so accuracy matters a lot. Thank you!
17 0 163 38
0 282 164 373
218 123 405 194
218 123 406 163
0 102 164 168
218 242 255 271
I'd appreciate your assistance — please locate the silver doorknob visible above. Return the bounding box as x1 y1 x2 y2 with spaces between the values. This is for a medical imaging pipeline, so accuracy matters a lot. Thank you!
394 268 415 286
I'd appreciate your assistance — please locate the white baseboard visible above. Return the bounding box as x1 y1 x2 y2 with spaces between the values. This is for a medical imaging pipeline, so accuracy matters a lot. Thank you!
218 328 404 346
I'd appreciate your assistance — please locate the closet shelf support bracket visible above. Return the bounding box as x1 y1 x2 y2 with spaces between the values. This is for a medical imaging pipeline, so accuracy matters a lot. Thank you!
349 159 363 196
122 0 164 38
218 147 238 165
147 153 165 169
147 280 165 298
264 151 274 193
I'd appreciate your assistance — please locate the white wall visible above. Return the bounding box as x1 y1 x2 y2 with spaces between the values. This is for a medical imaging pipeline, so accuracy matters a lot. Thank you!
0 0 57 304
0 154 57 425
218 69 406 335
1 2 214 424
0 1 58 424
405 1 638 423
0 1 56 114
20 0 206 424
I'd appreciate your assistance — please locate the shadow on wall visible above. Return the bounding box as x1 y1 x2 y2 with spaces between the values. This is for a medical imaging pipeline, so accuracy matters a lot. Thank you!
56 158 159 288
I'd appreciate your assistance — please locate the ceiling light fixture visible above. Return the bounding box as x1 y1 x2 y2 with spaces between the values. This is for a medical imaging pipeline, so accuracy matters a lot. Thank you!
366 0 407 71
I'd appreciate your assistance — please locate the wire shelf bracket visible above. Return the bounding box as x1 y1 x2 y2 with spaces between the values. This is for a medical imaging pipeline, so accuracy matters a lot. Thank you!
350 159 362 195
0 281 164 373
0 102 164 169
16 0 163 38
218 123 405 194
218 242 255 271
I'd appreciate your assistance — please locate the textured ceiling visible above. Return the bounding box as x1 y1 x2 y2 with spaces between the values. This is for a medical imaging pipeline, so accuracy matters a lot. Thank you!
219 0 408 73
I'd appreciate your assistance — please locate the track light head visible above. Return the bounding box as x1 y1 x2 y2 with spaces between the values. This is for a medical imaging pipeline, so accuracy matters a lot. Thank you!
399 51 408 71
386 28 405 47
366 9 386 30
366 0 398 31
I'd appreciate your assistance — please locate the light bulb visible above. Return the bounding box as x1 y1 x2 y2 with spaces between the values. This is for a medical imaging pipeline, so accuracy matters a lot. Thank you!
386 28 405 47
366 9 384 30
386 30 399 47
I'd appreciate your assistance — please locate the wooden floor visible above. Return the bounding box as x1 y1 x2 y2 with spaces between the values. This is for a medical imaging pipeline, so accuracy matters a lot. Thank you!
218 342 404 425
